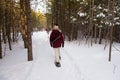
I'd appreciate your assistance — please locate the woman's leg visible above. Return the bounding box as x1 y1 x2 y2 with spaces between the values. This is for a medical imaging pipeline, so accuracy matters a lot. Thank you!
54 48 60 62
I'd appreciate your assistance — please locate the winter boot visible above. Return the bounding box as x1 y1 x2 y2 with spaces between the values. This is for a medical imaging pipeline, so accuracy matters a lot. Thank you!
55 62 61 67
59 56 61 60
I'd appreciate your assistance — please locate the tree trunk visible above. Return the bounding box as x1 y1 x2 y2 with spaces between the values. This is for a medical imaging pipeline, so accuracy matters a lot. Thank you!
5 0 12 50
0 27 2 59
2 25 6 44
87 0 94 46
25 0 33 61
99 28 102 44
20 0 28 48
12 25 15 42
109 0 115 61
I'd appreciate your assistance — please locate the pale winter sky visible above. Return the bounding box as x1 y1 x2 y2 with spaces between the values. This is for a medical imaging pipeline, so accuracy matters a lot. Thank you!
30 0 47 13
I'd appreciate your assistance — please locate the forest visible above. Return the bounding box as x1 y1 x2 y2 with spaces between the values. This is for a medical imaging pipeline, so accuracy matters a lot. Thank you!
47 0 120 61
0 0 120 61
47 0 120 42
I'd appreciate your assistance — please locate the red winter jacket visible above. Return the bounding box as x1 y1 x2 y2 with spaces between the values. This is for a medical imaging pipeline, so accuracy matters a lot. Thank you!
50 30 64 48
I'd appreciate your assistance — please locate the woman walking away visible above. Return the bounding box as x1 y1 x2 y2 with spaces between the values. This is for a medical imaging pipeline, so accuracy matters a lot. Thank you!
50 24 64 67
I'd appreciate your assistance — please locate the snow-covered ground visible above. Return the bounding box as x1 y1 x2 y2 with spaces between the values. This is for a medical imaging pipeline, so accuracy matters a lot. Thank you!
0 31 120 80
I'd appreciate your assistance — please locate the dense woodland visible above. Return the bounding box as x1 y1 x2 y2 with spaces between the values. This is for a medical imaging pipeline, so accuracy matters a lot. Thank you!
0 0 120 61
47 0 120 42
0 0 34 61
46 0 120 61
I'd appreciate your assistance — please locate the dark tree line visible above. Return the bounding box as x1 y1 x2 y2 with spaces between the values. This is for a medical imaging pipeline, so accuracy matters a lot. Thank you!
48 0 120 42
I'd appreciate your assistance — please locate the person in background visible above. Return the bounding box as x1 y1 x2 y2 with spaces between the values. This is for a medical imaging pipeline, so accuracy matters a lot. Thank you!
50 24 64 67
45 27 49 34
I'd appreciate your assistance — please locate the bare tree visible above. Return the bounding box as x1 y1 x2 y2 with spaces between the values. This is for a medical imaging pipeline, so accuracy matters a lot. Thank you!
25 0 33 61
109 0 115 61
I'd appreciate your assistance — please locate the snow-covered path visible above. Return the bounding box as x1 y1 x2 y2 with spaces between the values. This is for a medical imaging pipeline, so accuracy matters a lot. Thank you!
0 31 120 80
26 31 82 80
0 31 84 80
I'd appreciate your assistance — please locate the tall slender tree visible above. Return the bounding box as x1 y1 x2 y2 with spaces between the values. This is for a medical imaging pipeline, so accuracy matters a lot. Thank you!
109 0 115 61
25 0 33 61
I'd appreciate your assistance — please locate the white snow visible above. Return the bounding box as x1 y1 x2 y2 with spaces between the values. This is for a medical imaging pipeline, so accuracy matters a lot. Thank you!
78 12 87 17
96 13 105 18
114 17 119 20
0 31 120 80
